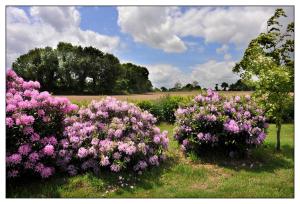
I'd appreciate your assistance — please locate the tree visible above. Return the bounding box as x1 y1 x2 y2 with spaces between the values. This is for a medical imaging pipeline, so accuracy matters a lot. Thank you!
221 82 229 91
174 82 182 90
120 63 153 94
214 84 219 91
228 79 254 91
233 8 294 151
183 83 193 91
12 42 153 95
160 87 168 92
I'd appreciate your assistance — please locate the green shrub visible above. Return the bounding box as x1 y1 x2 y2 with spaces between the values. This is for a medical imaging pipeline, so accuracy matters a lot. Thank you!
136 95 192 123
136 100 163 122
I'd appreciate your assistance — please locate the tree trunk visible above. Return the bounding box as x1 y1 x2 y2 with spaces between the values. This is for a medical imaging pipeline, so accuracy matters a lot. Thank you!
276 122 281 151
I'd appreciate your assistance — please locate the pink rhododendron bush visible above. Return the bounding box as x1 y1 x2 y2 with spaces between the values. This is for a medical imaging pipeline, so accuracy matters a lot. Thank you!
59 97 169 175
174 89 268 156
6 70 78 178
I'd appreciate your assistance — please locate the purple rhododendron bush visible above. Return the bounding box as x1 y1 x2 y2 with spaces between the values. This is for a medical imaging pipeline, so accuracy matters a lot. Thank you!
59 97 169 175
174 89 268 156
6 70 78 179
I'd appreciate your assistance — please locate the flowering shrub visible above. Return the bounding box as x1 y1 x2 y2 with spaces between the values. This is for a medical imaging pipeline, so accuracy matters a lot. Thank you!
59 97 169 175
6 70 78 178
174 89 268 156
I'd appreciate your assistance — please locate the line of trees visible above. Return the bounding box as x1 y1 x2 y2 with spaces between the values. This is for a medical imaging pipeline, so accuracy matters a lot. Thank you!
157 79 254 92
12 42 153 95
215 80 255 91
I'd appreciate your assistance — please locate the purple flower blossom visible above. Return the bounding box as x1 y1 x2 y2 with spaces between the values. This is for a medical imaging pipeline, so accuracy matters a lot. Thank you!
110 164 121 172
224 120 240 134
153 135 161 144
149 155 159 166
77 147 88 158
6 117 14 127
113 152 121 160
100 156 110 166
43 144 55 156
114 129 123 138
29 152 39 163
175 90 267 155
40 167 54 178
7 154 22 165
18 144 31 156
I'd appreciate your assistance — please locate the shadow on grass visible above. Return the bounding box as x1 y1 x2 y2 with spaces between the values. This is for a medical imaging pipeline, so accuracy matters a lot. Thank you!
6 174 69 198
6 154 180 198
188 144 294 173
96 154 180 196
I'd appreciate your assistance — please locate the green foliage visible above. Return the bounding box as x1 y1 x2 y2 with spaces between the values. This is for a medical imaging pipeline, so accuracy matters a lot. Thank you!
214 84 219 91
168 81 202 92
220 82 229 91
233 8 294 150
117 63 153 94
12 42 153 95
136 100 163 122
229 79 254 91
136 95 191 123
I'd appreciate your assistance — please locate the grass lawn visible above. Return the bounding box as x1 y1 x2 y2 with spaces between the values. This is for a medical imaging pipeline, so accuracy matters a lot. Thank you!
6 123 294 198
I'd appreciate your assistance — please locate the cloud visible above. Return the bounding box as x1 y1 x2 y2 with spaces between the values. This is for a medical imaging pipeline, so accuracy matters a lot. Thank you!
117 7 187 53
7 7 30 24
146 60 238 89
6 6 120 68
216 44 229 54
147 64 189 88
223 54 232 60
173 7 293 48
191 60 239 88
117 6 294 53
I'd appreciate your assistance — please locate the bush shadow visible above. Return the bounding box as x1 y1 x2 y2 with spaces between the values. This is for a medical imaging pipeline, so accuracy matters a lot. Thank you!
94 154 180 196
6 175 69 198
6 153 179 198
188 144 294 173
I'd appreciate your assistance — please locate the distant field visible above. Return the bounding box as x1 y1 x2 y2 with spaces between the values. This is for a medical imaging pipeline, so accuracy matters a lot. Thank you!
57 91 253 103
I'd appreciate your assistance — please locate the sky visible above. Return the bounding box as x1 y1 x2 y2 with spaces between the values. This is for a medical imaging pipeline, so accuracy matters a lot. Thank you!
6 6 294 89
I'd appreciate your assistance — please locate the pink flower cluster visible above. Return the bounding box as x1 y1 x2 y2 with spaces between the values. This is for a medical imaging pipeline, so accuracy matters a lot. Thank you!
174 89 268 154
59 97 169 175
6 70 78 179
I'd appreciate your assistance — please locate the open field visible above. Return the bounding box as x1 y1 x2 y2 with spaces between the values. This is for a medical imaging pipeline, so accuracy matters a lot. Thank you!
7 123 294 198
57 91 253 103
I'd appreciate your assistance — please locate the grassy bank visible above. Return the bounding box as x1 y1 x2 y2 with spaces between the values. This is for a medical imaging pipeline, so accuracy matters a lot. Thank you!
6 123 294 198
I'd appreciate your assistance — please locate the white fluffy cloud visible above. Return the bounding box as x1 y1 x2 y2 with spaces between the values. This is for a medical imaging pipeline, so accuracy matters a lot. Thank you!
147 64 189 88
190 60 239 88
147 60 238 89
117 6 293 52
173 7 275 47
117 7 186 53
6 7 120 68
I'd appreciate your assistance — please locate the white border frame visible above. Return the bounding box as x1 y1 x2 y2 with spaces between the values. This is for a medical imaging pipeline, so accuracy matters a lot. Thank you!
0 0 298 203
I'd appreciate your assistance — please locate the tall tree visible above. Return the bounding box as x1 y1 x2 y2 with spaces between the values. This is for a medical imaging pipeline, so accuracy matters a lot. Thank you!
233 8 294 151
214 84 219 91
221 82 229 91
12 42 153 95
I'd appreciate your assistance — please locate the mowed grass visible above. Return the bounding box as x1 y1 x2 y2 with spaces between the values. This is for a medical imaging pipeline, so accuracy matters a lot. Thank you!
57 91 252 105
6 123 294 198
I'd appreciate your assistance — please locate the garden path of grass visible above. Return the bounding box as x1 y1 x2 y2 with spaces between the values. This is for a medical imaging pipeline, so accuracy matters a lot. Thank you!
7 124 294 198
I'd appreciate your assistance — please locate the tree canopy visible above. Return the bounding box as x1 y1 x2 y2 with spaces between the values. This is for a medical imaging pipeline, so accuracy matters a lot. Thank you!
12 42 153 95
233 8 294 150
